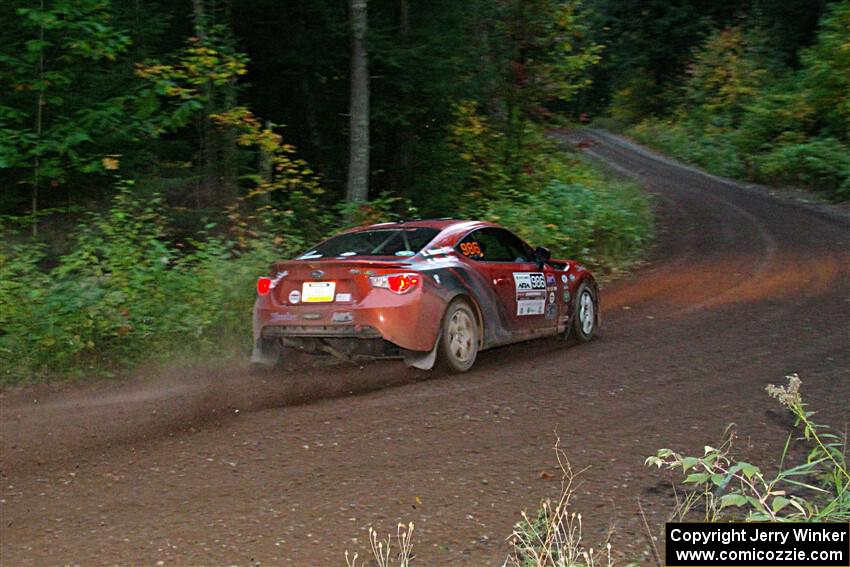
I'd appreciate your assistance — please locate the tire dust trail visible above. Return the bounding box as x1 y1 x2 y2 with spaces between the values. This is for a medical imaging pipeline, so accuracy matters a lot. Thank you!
2 130 849 566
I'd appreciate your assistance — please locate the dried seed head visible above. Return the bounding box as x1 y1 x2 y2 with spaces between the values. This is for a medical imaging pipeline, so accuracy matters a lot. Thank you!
766 374 802 407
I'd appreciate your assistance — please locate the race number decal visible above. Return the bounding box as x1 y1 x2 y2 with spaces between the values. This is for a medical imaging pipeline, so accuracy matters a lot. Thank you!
459 241 483 258
513 272 546 316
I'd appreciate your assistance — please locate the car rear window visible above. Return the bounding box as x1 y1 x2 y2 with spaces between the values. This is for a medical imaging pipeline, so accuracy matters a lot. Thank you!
297 228 440 259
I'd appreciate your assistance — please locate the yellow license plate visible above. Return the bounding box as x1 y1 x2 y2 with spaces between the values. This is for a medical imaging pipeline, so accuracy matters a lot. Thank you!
302 281 336 302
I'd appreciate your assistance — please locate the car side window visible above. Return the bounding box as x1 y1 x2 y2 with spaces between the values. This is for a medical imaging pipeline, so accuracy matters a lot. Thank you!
457 229 503 261
457 228 530 263
493 229 534 263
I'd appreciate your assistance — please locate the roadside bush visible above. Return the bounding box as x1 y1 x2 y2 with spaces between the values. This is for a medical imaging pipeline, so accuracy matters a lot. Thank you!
451 103 654 273
0 183 297 381
629 118 746 178
489 178 652 271
620 6 850 203
754 137 850 200
647 374 849 522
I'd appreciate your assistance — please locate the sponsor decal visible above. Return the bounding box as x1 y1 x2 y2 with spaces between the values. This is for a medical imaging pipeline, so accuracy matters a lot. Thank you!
517 300 545 316
569 274 576 282
546 274 556 285
513 272 547 316
335 293 352 302
514 272 546 291
270 270 288 289
310 269 325 279
423 246 453 257
545 303 557 320
561 274 568 283
302 312 322 320
288 289 301 304
563 290 571 303
271 312 297 322
331 311 353 323
549 291 556 303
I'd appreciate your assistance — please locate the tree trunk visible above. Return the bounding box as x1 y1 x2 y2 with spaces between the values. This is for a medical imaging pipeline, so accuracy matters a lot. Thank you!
219 0 237 203
192 0 213 208
32 0 45 237
396 0 411 181
399 0 409 34
346 0 370 205
258 120 273 205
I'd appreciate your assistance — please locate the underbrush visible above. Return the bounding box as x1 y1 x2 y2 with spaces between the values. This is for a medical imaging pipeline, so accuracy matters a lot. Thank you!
629 119 747 179
629 118 850 201
451 103 654 274
0 184 293 382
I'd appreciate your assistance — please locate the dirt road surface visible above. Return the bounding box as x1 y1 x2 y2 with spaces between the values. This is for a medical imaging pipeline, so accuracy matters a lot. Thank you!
2 130 848 566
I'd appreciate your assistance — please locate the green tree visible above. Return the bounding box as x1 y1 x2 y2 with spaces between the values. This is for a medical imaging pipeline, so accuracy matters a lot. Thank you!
682 27 767 128
800 0 850 140
0 0 131 235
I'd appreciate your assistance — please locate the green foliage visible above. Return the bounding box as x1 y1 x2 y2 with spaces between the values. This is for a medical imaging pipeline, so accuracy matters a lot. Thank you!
136 35 248 132
0 183 298 381
621 2 850 203
450 104 653 272
647 375 849 522
488 178 652 271
681 27 767 129
0 0 134 210
630 118 747 178
754 137 850 198
800 0 850 140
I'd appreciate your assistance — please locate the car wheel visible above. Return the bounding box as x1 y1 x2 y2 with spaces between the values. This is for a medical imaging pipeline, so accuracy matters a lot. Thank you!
572 282 597 342
437 299 479 373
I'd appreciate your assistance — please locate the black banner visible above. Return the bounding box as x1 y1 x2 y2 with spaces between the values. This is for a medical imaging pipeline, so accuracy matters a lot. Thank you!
666 523 850 567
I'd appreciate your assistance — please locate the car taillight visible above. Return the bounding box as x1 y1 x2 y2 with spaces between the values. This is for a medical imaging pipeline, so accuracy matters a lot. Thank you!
369 273 420 294
257 277 272 296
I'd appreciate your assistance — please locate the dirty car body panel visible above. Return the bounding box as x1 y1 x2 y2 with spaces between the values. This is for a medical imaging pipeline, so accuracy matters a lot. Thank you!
252 220 598 370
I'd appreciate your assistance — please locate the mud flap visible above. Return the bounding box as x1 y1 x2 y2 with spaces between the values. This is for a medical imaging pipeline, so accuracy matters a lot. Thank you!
402 331 440 370
250 337 282 367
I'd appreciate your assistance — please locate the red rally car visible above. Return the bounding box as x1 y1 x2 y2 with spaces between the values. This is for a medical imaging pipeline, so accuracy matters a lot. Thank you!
252 219 599 372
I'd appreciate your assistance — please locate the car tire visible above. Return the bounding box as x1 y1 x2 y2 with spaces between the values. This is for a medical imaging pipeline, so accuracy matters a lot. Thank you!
437 299 479 373
572 282 597 342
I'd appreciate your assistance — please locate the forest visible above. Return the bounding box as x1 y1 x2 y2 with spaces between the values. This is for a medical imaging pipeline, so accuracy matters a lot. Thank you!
1 0 847 380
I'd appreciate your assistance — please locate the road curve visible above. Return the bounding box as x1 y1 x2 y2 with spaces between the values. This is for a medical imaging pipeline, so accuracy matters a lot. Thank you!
2 130 849 566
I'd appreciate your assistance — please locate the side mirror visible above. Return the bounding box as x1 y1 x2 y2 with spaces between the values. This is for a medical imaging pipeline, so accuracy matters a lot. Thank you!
534 246 551 269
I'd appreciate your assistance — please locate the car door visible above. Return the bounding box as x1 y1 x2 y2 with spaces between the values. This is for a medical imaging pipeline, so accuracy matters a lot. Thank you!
456 227 557 336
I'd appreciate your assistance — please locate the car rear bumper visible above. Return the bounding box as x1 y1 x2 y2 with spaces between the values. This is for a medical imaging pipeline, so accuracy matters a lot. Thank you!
253 290 444 352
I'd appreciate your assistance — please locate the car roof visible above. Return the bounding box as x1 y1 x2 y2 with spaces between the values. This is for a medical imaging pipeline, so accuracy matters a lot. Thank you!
343 219 498 233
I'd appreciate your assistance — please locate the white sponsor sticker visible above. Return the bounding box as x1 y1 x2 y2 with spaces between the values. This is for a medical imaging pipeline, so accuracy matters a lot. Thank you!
335 293 352 302
288 290 301 304
549 292 555 303
517 300 545 316
513 272 547 316
561 274 568 283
